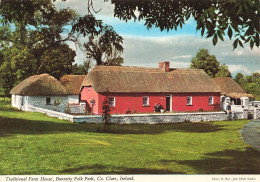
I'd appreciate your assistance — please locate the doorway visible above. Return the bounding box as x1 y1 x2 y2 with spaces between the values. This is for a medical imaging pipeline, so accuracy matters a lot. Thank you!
166 95 172 111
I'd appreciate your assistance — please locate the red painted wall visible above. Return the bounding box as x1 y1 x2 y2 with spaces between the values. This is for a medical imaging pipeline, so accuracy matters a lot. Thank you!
98 93 167 114
80 86 99 114
172 93 220 112
81 87 221 115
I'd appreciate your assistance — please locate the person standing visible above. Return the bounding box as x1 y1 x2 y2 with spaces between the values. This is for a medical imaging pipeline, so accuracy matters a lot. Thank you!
226 103 232 120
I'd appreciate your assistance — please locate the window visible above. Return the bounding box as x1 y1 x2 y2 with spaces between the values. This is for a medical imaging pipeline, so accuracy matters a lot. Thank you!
143 96 149 106
109 97 115 107
187 96 192 105
209 96 214 105
46 98 51 105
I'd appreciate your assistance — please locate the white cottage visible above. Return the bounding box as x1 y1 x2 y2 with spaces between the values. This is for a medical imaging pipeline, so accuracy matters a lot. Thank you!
213 77 255 111
10 74 69 112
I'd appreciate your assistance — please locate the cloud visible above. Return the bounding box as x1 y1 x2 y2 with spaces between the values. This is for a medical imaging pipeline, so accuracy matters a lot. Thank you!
54 0 259 77
228 65 251 75
54 0 114 16
121 35 260 76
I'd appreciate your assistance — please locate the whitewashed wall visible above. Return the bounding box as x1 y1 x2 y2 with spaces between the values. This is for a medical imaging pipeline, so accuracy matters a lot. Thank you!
68 95 80 103
11 95 29 111
28 96 68 112
12 95 68 113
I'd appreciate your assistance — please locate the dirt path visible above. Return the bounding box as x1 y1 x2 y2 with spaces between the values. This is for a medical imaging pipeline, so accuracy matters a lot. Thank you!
240 119 260 152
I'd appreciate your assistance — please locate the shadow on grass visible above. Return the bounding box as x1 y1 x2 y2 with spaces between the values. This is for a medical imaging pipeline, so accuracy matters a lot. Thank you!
106 122 225 134
59 164 184 174
0 115 226 137
160 147 260 174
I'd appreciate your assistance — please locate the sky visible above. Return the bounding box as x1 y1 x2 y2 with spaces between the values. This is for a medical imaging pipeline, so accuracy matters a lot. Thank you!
54 0 260 77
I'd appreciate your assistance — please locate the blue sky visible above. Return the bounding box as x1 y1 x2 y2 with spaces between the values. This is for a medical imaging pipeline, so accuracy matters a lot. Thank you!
55 0 260 77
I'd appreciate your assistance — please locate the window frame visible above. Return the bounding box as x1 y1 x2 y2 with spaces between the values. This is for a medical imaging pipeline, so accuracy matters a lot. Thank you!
46 97 51 105
143 96 149 106
187 96 192 106
109 97 115 107
208 96 214 105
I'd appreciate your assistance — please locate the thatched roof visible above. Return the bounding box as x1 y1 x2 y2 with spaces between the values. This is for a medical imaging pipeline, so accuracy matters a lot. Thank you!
81 66 222 93
59 75 86 95
10 74 69 96
213 77 255 99
226 92 255 99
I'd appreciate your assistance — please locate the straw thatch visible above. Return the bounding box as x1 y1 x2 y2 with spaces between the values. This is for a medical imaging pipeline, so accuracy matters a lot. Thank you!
81 66 222 93
59 75 86 95
10 74 69 96
226 92 255 99
213 77 255 99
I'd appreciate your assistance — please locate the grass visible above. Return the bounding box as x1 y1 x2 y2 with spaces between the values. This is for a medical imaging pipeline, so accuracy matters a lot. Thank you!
0 98 259 175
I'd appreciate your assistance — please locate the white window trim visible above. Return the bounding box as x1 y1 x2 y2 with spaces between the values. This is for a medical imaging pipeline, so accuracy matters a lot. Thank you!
109 97 115 107
209 96 214 105
143 96 149 106
187 96 192 106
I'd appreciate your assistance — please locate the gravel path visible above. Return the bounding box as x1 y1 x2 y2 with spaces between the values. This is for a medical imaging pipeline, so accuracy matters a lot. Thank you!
240 119 260 152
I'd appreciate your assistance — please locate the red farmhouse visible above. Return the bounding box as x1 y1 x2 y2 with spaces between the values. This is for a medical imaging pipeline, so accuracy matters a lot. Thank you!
81 62 221 114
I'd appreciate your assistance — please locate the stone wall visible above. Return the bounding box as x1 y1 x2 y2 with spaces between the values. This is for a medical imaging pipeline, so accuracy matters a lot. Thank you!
27 106 260 124
71 112 230 124
65 103 86 114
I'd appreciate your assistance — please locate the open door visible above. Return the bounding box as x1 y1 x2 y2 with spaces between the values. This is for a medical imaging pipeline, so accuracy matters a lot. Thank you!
166 95 172 111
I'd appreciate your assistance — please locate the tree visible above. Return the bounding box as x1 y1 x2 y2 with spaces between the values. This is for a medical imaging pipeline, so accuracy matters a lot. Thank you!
1 0 258 49
83 26 124 66
0 45 37 94
234 73 245 86
190 49 220 78
102 96 111 133
0 1 79 93
106 0 259 49
234 72 260 100
39 44 76 79
216 64 232 78
72 61 91 75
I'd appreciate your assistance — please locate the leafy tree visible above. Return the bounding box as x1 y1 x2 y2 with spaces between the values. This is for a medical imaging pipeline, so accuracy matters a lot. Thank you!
39 44 76 79
0 1 80 93
83 26 124 65
106 0 259 49
190 49 220 78
216 64 232 78
234 72 260 100
104 56 124 66
1 0 259 49
102 96 111 133
0 45 37 94
234 73 245 86
72 61 91 75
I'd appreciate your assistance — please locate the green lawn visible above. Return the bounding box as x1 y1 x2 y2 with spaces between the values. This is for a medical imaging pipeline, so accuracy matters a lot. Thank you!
0 98 259 175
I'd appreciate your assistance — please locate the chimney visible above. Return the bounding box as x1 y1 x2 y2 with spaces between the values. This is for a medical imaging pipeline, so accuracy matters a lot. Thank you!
159 62 170 72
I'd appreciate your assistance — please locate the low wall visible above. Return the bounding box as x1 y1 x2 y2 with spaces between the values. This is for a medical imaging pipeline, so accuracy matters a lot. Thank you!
252 101 260 107
66 103 86 114
27 106 260 124
28 106 74 121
